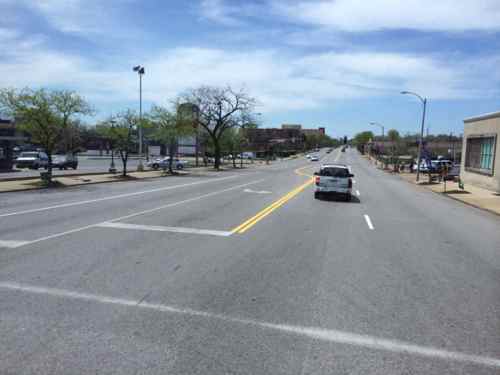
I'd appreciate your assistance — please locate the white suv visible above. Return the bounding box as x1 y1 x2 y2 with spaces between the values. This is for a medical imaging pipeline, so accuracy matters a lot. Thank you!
314 164 354 201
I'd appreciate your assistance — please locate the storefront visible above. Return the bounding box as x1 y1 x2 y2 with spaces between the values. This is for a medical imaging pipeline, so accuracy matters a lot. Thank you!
461 111 500 192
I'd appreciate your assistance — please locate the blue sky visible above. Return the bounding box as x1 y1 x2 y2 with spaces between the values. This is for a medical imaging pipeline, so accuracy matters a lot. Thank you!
1 0 500 138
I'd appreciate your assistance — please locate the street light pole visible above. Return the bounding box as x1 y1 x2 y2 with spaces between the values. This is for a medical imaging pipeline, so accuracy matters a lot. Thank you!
370 122 384 140
401 91 427 182
369 121 384 162
133 65 145 171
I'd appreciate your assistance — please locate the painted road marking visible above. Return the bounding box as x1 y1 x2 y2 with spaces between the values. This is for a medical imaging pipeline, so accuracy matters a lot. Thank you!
0 179 265 248
356 190 360 196
364 214 374 230
0 240 31 249
294 165 314 177
1 280 499 369
232 178 313 234
97 222 233 237
0 175 240 218
243 188 272 194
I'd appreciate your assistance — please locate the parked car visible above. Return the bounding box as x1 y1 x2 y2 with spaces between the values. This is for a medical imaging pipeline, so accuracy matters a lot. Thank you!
314 164 354 201
147 157 188 170
310 155 319 161
15 151 49 169
237 152 254 159
306 154 311 159
51 154 78 170
412 159 453 173
443 164 460 181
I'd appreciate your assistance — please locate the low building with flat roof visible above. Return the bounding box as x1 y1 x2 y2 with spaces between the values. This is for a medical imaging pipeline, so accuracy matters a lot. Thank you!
0 119 28 171
460 111 500 192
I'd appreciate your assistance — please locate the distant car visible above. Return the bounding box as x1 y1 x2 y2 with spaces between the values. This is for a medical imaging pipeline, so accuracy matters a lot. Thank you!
147 157 187 170
15 151 49 169
314 164 354 201
306 154 311 159
51 154 78 170
326 150 331 154
310 156 319 161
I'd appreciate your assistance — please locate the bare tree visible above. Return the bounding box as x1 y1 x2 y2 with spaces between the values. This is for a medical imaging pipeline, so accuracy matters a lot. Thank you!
180 86 256 170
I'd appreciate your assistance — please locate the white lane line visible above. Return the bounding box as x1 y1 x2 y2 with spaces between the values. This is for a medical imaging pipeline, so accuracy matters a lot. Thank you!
0 240 31 248
0 178 265 248
0 175 240 218
364 214 374 230
1 280 498 369
356 190 360 196
97 222 233 237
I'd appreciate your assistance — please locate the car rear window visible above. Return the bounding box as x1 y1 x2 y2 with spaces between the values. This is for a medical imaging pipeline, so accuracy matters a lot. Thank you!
320 167 349 177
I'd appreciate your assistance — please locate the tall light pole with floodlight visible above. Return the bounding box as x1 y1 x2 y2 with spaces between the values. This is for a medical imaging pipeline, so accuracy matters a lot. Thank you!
133 65 145 171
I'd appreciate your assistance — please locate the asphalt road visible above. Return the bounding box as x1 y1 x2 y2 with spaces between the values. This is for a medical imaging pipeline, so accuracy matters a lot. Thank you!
0 148 499 374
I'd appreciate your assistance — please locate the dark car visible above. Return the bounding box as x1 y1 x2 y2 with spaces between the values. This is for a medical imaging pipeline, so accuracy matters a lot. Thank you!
51 154 78 170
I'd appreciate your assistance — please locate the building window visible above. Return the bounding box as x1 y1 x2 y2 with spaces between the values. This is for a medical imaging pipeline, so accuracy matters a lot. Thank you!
465 135 496 175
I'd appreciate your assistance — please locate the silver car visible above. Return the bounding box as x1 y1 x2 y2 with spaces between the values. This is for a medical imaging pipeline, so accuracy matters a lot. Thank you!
147 157 188 170
15 151 49 169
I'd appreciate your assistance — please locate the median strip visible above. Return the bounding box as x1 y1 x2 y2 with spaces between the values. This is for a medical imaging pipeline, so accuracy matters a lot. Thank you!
232 178 313 234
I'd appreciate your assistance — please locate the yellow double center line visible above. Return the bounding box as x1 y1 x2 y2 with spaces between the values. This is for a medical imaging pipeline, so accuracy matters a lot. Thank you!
231 169 314 234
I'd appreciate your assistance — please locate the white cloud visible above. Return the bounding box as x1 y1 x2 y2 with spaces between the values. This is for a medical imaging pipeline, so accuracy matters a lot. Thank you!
0 32 498 115
273 0 500 32
200 0 241 26
14 0 142 40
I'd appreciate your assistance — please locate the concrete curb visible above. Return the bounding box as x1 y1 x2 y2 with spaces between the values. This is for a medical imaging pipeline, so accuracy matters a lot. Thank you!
0 171 112 182
436 191 500 217
0 173 183 194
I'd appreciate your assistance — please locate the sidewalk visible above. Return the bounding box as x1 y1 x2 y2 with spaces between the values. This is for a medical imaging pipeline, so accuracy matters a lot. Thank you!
364 154 500 216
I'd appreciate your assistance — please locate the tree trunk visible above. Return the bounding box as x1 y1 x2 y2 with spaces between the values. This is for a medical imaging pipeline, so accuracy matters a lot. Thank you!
46 152 53 183
120 151 127 177
213 137 221 170
168 141 175 174
231 146 236 168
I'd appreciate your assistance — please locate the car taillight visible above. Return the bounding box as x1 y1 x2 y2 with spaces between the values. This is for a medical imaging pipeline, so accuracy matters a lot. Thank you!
348 178 352 188
315 176 320 185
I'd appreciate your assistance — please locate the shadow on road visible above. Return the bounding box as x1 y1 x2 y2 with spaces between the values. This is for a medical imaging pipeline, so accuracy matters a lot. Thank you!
315 194 360 203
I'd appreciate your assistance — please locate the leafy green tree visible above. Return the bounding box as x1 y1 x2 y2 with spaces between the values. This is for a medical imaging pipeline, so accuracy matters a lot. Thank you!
97 111 138 177
387 129 401 169
0 88 91 183
353 131 374 146
148 105 194 174
52 90 93 152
